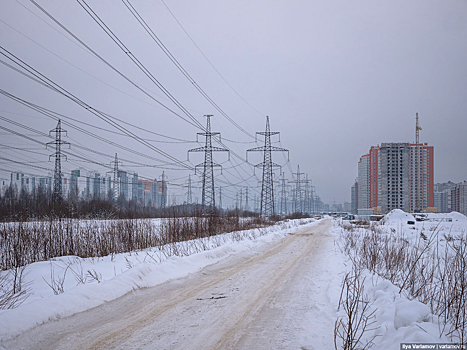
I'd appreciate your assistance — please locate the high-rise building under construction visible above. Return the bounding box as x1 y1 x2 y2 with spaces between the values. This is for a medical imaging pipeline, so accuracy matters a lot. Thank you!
353 115 434 214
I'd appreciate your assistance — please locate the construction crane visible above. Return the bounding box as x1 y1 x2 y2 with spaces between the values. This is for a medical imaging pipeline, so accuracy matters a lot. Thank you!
415 113 422 212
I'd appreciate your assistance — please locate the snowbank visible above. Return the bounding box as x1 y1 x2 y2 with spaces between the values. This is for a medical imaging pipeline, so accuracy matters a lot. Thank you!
381 209 416 225
367 275 448 347
424 211 467 222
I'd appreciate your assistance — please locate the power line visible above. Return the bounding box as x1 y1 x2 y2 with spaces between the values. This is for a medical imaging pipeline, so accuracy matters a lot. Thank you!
29 0 202 130
0 16 187 116
0 99 197 144
77 0 205 131
32 0 258 190
74 0 258 186
160 0 265 118
0 48 194 171
0 109 181 169
4 2 260 197
123 0 255 139
0 114 187 177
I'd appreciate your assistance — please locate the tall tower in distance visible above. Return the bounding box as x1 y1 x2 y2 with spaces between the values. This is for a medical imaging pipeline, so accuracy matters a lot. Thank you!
409 113 434 212
414 113 422 212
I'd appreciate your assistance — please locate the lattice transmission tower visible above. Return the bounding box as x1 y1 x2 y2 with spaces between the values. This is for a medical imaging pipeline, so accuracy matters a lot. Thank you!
245 187 249 211
218 187 223 210
290 165 305 213
47 119 69 204
160 171 167 209
303 174 311 214
279 172 289 215
188 115 229 212
239 188 243 211
111 153 122 201
186 174 193 205
247 116 288 216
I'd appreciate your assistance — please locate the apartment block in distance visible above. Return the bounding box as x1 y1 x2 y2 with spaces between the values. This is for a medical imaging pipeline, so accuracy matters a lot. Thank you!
409 143 434 212
352 115 434 214
451 181 467 216
434 181 457 213
357 154 370 212
378 143 411 213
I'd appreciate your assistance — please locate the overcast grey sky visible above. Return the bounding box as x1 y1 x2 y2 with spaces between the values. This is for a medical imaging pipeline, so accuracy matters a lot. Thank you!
1 0 466 206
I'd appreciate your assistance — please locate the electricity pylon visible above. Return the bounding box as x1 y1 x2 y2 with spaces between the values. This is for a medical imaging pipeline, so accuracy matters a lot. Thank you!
219 187 223 210
110 153 122 201
239 188 243 210
160 171 167 209
247 116 288 216
186 174 193 205
310 185 316 214
47 119 69 204
290 165 305 213
188 115 229 212
303 174 311 214
279 172 289 215
245 187 249 211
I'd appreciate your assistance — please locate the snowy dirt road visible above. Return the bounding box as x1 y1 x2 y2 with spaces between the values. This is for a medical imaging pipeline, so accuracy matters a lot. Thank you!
6 219 343 350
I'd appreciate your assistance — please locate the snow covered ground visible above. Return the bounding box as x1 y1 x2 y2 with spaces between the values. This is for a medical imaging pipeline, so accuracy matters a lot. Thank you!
336 210 467 348
1 212 465 349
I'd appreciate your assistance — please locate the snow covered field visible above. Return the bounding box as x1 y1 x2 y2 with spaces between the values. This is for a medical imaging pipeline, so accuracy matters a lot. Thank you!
1 211 466 349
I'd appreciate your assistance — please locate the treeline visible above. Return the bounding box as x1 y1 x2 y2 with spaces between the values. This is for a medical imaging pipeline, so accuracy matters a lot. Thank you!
1 183 175 221
0 183 284 221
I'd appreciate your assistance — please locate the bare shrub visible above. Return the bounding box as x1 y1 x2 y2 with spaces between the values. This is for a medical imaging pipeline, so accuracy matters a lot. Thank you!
0 218 161 270
0 266 32 309
43 263 68 295
69 260 87 285
158 212 271 249
87 269 102 283
334 266 378 349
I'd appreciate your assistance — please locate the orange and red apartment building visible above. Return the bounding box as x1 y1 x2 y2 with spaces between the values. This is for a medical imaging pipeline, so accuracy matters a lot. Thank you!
355 143 434 214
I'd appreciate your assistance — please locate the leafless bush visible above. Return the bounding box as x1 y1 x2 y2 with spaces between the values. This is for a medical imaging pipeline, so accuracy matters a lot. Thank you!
158 213 271 248
69 260 87 285
0 210 300 273
334 266 377 350
87 269 102 283
0 265 32 309
0 218 161 270
434 236 467 344
43 263 68 295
